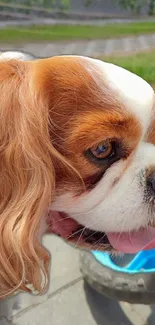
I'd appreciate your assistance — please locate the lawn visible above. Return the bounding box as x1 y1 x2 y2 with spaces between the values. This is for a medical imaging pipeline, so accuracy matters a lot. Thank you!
1 21 155 43
100 51 155 85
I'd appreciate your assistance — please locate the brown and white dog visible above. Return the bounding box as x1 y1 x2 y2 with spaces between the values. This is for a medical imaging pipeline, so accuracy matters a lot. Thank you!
0 51 155 299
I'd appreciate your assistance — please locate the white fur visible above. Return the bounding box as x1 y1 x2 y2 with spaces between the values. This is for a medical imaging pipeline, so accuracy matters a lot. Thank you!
84 57 154 133
52 143 155 233
0 51 33 61
51 57 155 236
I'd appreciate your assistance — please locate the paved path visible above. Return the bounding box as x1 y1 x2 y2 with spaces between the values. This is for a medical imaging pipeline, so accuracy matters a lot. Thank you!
0 17 155 28
1 235 155 325
0 18 136 27
1 33 155 58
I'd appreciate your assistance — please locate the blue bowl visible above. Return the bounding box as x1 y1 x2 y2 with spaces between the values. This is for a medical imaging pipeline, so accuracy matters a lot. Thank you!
92 249 155 274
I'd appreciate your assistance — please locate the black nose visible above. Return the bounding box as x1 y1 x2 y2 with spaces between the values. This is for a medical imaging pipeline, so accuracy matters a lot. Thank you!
147 173 155 192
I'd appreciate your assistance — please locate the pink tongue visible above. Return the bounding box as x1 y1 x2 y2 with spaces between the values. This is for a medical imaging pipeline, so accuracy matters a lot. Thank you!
47 211 79 238
107 227 155 253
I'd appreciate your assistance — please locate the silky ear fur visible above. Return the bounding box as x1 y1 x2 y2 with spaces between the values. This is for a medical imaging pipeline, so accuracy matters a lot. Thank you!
0 59 56 298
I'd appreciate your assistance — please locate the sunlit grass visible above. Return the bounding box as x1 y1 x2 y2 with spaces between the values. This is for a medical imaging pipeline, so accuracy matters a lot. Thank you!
0 21 155 43
99 51 155 84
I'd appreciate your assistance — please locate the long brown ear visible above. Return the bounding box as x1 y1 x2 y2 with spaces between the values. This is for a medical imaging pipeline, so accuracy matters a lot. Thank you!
0 59 56 298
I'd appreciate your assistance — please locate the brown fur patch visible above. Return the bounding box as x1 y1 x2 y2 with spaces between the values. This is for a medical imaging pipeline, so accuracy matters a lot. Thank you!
31 56 142 191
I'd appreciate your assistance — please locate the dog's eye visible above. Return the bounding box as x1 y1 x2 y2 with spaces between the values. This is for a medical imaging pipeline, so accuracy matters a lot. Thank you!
84 140 125 166
90 141 113 159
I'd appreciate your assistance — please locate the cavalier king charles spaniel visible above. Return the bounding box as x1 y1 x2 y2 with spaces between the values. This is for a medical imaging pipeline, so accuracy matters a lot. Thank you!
0 51 155 299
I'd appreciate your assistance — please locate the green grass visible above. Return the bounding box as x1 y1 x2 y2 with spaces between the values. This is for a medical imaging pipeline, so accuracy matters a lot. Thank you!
100 51 155 85
1 21 155 43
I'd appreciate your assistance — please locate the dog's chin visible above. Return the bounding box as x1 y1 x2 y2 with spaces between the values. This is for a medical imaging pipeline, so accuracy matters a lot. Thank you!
46 211 113 252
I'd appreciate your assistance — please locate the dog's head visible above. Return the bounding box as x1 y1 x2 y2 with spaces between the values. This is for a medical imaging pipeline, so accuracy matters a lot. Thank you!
0 54 155 297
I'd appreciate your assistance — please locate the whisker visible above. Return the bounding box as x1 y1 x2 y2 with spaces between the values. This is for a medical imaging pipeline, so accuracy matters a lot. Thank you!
113 218 127 248
51 216 71 225
146 223 153 241
91 233 107 248
75 229 103 247
65 227 84 241
74 226 87 248
65 213 108 241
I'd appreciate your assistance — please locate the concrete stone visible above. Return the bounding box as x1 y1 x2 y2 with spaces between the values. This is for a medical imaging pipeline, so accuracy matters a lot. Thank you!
0 235 81 321
13 281 96 325
12 280 155 325
0 294 20 321
43 235 82 294
2 236 155 325
0 318 10 325
1 18 155 29
1 33 155 59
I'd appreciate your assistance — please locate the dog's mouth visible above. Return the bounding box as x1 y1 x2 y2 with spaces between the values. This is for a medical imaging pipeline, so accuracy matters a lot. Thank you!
47 211 155 253
47 211 111 251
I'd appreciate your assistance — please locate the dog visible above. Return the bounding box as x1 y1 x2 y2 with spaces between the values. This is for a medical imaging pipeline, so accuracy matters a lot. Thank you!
0 50 155 299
